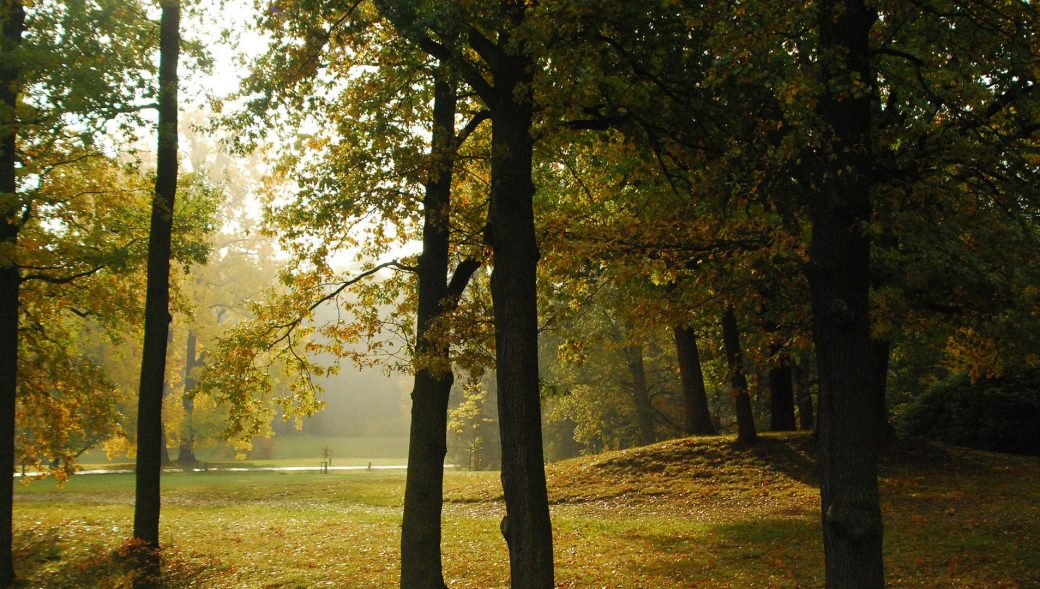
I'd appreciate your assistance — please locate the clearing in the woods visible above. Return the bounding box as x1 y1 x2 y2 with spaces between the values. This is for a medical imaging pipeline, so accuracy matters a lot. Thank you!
14 433 1039 588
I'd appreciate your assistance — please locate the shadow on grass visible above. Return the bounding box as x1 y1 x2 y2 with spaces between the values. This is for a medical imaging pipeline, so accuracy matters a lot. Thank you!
14 524 225 589
627 516 823 588
741 435 818 488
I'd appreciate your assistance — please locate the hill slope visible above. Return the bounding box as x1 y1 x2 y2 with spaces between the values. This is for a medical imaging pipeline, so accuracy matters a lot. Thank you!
445 432 1040 588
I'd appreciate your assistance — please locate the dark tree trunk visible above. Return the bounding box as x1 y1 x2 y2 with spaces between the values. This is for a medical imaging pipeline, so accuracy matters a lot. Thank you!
809 1 884 586
0 2 24 585
400 73 480 589
768 340 797 431
373 4 554 585
132 2 179 581
794 351 815 432
177 331 198 466
485 39 555 589
672 325 715 435
623 339 656 446
721 308 758 444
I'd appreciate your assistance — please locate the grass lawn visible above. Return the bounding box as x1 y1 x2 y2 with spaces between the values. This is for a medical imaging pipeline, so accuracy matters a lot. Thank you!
74 435 411 471
13 433 1040 588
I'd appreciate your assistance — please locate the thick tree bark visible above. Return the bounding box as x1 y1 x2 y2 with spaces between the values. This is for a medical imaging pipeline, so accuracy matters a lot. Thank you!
177 331 198 466
486 41 555 589
400 73 481 589
810 1 885 586
132 2 179 582
672 325 715 435
721 308 758 444
623 339 656 446
0 2 24 585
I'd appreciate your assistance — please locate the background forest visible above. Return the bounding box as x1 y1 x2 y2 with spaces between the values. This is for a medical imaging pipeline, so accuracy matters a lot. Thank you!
1 0 1039 588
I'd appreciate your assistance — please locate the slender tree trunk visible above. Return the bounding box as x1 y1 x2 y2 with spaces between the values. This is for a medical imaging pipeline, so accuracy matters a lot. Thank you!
486 43 555 589
159 426 171 466
794 351 815 432
768 341 797 431
177 331 198 466
159 330 173 466
721 308 758 444
810 1 884 586
623 338 656 446
872 338 893 442
0 3 24 585
400 73 480 589
672 324 715 435
132 2 179 582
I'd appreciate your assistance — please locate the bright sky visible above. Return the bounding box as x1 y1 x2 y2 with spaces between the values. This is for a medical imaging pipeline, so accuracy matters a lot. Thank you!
154 1 423 273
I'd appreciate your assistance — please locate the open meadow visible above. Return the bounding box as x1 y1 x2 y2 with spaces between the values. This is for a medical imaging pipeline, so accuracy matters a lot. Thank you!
14 434 1040 588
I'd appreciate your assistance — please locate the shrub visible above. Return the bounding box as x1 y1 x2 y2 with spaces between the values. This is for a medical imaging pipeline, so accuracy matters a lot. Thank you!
897 366 1040 456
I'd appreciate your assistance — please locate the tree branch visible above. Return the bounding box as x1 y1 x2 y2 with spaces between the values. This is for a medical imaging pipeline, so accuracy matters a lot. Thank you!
20 265 104 285
374 2 496 101
456 109 490 146
305 259 407 315
444 258 481 311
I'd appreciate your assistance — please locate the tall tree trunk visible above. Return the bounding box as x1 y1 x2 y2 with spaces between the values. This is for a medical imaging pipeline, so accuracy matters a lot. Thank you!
373 5 554 585
0 2 24 585
486 40 555 589
623 340 656 446
810 1 884 586
672 324 715 435
794 351 815 432
132 2 179 582
400 72 480 589
177 331 198 466
768 338 797 432
721 308 758 444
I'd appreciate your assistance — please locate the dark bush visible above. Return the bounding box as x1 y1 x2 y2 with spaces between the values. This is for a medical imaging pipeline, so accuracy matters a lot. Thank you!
897 366 1040 456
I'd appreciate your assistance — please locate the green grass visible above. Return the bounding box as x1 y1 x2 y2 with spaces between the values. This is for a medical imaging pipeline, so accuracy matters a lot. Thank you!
14 433 1040 588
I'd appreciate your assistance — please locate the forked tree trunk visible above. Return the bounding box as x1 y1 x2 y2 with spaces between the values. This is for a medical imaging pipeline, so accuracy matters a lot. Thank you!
673 324 715 435
0 3 25 585
373 3 555 585
810 1 884 586
721 308 758 444
400 73 479 589
132 2 179 583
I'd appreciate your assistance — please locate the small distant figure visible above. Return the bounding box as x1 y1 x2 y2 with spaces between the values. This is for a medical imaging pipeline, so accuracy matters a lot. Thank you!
322 447 331 466
367 462 372 471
